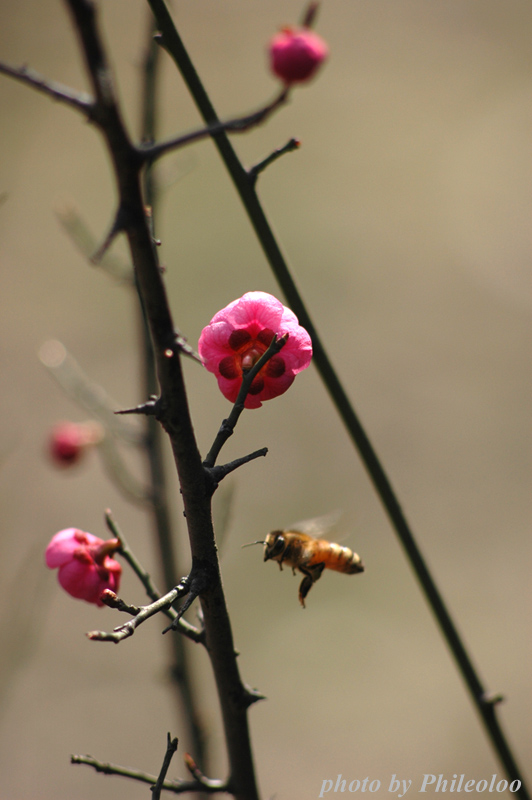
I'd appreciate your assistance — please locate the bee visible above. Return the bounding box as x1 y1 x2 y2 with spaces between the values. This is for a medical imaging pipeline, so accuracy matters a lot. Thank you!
245 517 364 607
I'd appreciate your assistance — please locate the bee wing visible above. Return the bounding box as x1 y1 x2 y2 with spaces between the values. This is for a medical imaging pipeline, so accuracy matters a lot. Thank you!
288 510 343 538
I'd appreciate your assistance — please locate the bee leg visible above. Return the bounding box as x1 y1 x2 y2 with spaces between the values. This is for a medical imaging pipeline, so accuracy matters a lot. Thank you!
298 563 325 608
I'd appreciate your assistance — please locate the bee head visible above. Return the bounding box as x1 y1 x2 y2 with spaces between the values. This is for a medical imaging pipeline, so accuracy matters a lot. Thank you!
263 530 285 562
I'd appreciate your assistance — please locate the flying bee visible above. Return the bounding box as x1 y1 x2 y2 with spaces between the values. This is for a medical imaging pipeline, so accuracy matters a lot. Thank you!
245 516 364 607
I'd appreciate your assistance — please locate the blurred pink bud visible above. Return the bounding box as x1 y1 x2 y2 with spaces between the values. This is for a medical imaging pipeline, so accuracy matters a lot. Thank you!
198 291 312 409
45 528 121 606
269 27 328 85
49 421 104 466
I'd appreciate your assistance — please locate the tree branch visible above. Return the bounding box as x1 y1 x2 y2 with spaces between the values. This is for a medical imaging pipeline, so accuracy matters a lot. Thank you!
71 753 228 794
57 2 262 796
88 579 191 643
0 61 93 114
104 510 204 643
152 734 179 800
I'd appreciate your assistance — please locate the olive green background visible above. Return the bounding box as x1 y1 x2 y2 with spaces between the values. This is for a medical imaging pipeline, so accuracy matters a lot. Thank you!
0 1 530 798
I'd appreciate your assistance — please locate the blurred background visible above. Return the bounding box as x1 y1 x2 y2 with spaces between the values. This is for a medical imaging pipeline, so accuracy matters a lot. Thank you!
0 1 530 798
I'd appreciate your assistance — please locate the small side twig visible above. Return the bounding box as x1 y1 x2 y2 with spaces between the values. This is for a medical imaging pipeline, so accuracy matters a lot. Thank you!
104 510 204 643
100 590 140 616
208 448 268 491
152 734 179 800
72 753 227 794
87 579 190 643
90 205 129 263
248 138 300 186
0 61 93 114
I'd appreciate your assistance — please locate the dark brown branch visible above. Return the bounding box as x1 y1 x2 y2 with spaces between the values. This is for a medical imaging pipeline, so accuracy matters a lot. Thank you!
206 448 268 494
60 2 261 796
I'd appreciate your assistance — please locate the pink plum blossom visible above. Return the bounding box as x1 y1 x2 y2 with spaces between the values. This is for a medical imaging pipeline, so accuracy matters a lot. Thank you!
45 528 121 606
269 27 328 85
49 420 104 466
198 291 312 409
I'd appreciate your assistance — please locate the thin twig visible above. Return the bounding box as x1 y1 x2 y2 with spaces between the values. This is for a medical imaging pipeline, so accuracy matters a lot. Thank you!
0 61 93 114
208 448 268 491
104 511 205 643
248 138 300 186
139 86 288 162
152 734 179 800
71 753 227 794
87 580 190 643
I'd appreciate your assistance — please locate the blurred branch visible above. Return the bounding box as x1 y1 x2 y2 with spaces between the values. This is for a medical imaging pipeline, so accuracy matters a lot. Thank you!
55 201 133 283
39 339 152 504
137 15 209 774
247 138 300 186
39 340 142 444
0 61 93 113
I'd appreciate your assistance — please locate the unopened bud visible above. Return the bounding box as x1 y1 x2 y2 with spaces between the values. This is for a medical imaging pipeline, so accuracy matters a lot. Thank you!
269 27 328 85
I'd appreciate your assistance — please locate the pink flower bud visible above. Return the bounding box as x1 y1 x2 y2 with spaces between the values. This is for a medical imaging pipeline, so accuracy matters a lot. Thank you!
198 291 312 409
45 528 121 606
48 421 104 466
269 27 328 85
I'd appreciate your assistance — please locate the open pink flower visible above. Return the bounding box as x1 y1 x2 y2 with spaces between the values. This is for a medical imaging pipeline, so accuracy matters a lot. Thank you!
269 27 328 85
198 291 312 409
45 528 121 606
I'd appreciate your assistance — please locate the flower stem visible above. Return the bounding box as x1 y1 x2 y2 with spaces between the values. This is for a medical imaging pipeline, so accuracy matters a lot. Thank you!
203 334 287 469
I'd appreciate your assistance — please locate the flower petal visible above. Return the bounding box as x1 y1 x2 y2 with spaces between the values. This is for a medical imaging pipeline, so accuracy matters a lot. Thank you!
45 528 102 568
199 291 312 408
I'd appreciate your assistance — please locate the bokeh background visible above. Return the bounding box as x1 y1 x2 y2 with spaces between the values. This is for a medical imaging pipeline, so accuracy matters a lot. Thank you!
0 1 530 798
